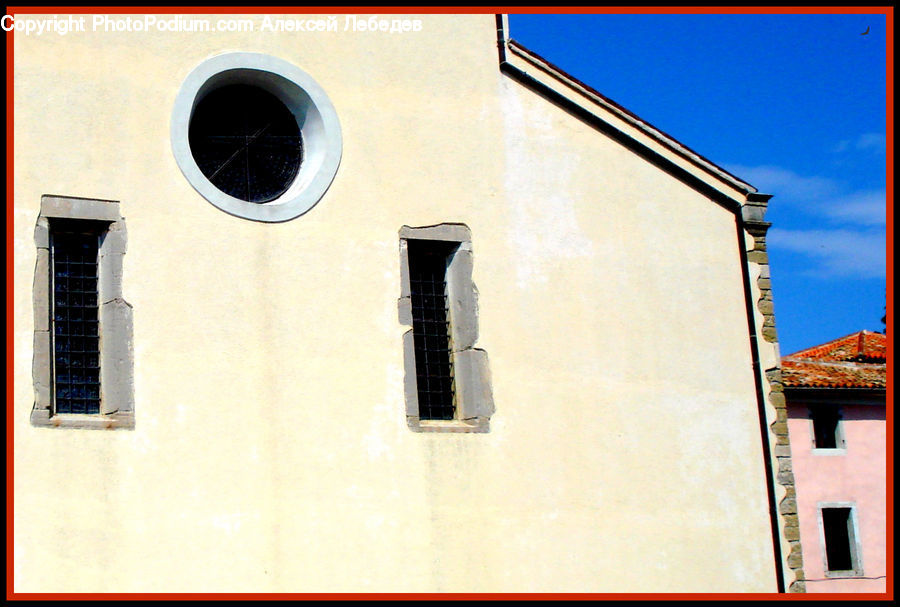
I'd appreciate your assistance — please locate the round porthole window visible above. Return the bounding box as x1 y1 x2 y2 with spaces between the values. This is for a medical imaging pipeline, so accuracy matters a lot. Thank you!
171 53 342 222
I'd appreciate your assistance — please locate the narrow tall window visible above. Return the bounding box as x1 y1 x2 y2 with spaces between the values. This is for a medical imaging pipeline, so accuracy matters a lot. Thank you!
32 195 134 430
811 405 842 449
51 228 101 415
408 239 458 420
821 507 860 574
398 224 494 433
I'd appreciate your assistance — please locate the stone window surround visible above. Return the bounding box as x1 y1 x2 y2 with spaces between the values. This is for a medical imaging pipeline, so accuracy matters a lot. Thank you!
398 224 494 433
816 502 865 577
808 404 846 455
31 195 135 430
171 52 342 223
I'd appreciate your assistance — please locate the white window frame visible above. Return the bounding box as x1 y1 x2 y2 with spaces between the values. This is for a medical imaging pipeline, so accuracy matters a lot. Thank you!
809 404 846 455
171 52 342 223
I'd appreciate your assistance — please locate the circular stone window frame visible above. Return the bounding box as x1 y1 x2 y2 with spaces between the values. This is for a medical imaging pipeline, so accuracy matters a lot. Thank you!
171 52 342 222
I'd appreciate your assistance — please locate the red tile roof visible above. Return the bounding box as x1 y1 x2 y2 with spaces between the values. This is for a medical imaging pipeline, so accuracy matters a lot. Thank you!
782 330 887 389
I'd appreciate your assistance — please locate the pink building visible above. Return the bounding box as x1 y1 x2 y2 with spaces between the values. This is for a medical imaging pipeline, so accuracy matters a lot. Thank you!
784 330 887 593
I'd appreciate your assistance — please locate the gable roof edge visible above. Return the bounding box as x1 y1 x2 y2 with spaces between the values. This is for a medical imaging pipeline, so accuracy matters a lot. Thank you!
495 17 759 204
506 40 757 196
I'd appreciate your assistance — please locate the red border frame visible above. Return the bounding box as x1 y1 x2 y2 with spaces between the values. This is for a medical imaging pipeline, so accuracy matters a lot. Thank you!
5 5 894 601
885 2 894 601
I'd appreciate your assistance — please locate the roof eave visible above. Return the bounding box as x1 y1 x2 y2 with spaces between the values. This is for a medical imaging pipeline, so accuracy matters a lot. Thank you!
784 385 887 406
499 35 759 204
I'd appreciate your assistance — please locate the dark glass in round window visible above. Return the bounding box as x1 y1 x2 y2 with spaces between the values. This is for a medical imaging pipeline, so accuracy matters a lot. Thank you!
189 84 303 203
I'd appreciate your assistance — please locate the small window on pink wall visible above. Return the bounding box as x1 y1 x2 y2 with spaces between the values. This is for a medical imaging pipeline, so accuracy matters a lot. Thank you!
820 505 863 576
810 405 844 450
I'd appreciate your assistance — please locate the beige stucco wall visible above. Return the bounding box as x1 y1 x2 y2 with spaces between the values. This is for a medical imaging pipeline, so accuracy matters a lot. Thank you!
14 13 777 592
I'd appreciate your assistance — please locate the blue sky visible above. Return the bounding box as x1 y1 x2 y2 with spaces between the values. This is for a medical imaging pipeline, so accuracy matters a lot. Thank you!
508 13 888 356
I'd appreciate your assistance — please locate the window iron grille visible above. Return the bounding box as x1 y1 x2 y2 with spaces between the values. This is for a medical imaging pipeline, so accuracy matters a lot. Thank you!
51 231 101 415
408 240 458 420
189 84 303 203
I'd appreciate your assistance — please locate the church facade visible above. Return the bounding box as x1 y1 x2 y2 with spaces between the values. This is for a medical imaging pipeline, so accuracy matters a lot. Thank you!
12 13 800 592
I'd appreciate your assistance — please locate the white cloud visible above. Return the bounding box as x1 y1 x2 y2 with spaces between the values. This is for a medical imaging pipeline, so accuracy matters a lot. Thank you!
830 132 886 154
822 189 886 226
725 164 886 227
724 164 840 202
854 132 886 151
768 228 886 279
724 163 887 280
831 140 850 153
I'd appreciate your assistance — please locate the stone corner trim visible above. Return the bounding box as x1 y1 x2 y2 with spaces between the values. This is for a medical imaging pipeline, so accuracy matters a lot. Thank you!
743 194 805 593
